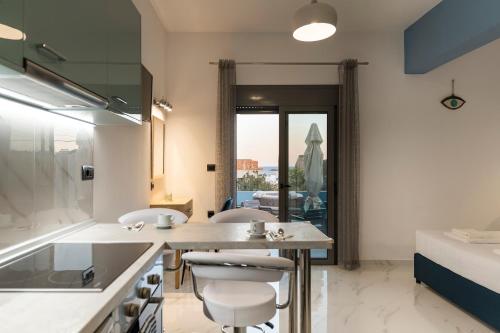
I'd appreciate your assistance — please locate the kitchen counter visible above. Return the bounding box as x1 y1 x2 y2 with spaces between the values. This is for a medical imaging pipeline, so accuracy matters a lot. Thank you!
160 220 331 250
0 222 332 333
0 224 166 333
69 221 332 250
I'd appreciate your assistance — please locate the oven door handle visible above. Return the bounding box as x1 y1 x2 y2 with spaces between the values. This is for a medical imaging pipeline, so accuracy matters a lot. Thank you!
138 297 164 333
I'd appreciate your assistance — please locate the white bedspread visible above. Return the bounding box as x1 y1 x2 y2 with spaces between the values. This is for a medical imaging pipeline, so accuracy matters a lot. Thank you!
416 230 500 294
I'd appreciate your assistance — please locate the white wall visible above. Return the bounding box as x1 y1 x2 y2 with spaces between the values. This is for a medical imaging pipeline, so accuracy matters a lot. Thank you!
93 0 167 222
164 31 500 259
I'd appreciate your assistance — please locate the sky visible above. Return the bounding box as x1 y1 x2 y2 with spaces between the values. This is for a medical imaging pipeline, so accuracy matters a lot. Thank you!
237 114 328 167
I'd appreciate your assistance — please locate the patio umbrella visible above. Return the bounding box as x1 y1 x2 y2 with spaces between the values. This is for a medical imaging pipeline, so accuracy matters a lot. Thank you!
303 123 324 212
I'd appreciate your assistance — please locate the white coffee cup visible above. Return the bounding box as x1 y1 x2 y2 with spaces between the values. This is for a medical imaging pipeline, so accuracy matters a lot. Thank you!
158 214 174 227
250 220 266 235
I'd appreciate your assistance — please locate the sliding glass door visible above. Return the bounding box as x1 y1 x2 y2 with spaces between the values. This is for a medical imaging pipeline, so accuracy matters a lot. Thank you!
279 109 336 264
236 85 338 264
236 111 280 214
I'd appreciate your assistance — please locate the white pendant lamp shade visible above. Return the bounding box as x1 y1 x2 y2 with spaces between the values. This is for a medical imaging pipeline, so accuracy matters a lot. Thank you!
0 23 25 40
293 0 337 42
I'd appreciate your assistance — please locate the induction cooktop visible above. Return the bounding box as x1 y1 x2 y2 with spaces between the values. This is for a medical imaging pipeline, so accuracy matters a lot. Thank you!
0 242 152 292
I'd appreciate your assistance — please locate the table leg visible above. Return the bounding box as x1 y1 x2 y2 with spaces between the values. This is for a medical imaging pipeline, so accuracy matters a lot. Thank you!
300 249 311 333
288 249 298 333
174 250 181 289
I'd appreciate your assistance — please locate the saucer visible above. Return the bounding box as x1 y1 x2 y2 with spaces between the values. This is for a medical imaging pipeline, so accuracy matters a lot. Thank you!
155 223 173 229
246 230 269 239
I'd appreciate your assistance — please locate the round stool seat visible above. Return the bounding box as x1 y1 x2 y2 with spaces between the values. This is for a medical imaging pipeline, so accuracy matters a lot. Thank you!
203 280 276 327
220 249 271 256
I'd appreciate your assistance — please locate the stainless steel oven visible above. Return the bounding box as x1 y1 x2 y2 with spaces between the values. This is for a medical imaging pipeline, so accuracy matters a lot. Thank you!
95 255 163 333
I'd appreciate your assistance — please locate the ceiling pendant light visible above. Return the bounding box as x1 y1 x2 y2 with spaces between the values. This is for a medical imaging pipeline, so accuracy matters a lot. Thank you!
0 23 25 40
292 0 337 42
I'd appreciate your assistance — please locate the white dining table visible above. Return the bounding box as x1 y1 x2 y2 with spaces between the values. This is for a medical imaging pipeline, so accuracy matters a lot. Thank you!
160 221 334 333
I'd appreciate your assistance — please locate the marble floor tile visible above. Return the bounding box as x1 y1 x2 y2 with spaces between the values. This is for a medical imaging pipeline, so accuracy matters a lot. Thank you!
163 261 494 333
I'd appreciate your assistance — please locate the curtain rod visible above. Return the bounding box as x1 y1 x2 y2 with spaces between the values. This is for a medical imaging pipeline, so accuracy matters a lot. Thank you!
209 61 369 66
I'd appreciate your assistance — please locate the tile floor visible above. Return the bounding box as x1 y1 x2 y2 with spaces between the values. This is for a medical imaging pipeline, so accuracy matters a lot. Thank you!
163 261 494 333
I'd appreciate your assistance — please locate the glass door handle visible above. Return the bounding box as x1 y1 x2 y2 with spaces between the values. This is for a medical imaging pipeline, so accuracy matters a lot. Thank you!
279 183 291 189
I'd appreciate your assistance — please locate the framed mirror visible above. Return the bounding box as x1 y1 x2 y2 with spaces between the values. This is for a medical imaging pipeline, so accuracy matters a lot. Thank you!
151 114 165 179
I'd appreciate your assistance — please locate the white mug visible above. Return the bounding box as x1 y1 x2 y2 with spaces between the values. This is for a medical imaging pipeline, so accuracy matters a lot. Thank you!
250 220 266 234
158 214 174 227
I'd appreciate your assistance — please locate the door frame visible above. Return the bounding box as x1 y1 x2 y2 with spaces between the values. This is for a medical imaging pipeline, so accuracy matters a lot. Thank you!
236 85 339 265
279 106 338 265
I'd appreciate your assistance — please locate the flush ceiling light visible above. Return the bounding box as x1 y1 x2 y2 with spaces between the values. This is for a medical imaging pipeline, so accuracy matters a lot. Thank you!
0 23 26 40
292 0 337 42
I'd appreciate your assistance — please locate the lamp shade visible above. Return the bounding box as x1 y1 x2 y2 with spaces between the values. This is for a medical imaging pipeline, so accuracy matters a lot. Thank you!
292 1 337 42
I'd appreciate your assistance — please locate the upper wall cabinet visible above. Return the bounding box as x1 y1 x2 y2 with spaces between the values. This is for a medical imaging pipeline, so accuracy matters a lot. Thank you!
106 0 142 121
23 0 108 98
0 0 24 70
0 0 143 124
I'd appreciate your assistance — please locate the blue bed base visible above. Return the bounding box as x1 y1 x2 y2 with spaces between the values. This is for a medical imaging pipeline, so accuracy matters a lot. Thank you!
414 253 500 331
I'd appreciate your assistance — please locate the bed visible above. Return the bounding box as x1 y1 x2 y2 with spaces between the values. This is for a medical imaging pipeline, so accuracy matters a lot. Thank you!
415 230 500 331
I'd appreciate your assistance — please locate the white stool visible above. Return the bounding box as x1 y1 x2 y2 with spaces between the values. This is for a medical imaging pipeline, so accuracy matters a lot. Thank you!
118 208 187 225
182 252 295 333
118 208 188 288
210 208 279 257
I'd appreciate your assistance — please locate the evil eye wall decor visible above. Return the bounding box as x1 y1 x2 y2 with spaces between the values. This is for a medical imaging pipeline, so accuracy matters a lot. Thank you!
441 95 465 110
441 79 466 110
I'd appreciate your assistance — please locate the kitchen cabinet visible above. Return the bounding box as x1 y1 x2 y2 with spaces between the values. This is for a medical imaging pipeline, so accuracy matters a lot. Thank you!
107 64 142 120
0 0 144 125
23 0 108 97
0 0 24 70
106 0 142 121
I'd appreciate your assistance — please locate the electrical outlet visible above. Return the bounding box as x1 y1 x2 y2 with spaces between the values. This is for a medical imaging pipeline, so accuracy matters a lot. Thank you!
207 210 215 218
81 165 94 181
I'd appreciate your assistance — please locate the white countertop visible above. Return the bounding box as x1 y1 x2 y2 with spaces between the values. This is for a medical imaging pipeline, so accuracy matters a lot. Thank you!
162 221 333 250
0 226 165 333
0 222 332 333
69 222 333 250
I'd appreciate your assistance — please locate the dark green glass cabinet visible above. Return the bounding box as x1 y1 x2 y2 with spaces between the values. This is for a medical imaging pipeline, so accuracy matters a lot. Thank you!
106 0 142 121
0 0 142 121
0 0 24 70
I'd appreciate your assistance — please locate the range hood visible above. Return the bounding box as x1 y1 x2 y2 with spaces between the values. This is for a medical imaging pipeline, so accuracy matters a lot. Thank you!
0 60 141 125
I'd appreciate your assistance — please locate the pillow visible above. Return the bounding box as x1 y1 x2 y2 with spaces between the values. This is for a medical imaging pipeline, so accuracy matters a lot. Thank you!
485 220 500 231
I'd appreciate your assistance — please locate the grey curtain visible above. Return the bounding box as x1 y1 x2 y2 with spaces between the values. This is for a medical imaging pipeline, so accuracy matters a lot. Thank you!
215 59 237 211
338 59 360 270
